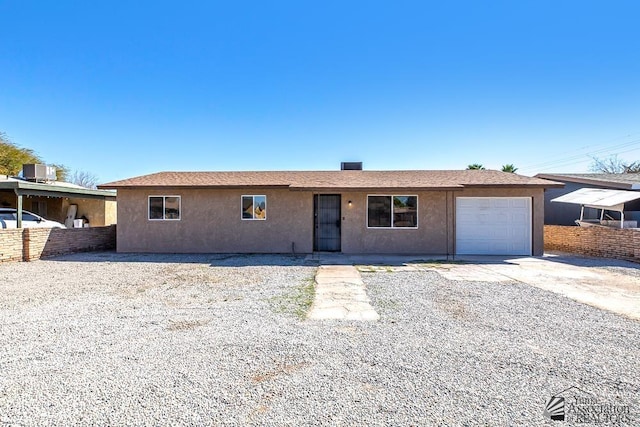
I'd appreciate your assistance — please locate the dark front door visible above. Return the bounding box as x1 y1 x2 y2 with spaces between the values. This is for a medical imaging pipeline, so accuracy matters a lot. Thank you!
314 194 341 251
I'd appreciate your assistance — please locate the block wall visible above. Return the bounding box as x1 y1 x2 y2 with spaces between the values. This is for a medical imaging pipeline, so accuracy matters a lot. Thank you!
544 225 640 262
0 229 25 262
0 225 116 262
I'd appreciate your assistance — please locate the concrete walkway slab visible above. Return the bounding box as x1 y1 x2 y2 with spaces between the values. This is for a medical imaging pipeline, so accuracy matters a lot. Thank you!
307 265 380 321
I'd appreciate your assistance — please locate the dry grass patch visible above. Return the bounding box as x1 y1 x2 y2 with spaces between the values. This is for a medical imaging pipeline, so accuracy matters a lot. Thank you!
167 318 211 331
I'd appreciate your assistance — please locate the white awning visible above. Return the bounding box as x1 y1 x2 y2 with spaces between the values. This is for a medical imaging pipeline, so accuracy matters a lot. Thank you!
551 188 640 212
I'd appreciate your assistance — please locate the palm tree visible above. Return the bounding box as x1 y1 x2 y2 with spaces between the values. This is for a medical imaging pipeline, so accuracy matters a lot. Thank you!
501 164 518 173
466 164 485 170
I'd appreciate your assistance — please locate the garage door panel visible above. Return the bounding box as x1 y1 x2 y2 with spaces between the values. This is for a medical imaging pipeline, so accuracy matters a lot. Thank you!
476 213 492 223
456 197 531 256
510 199 529 208
510 242 527 252
493 199 510 208
492 242 511 252
494 212 509 222
511 212 528 223
492 228 510 239
458 198 487 208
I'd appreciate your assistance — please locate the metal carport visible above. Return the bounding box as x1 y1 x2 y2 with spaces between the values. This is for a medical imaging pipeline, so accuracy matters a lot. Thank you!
0 178 116 228
551 188 640 228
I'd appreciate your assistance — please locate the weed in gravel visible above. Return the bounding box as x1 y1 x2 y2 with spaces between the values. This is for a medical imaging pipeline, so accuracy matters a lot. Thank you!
269 276 316 319
414 260 466 270
357 266 398 273
251 362 309 383
375 298 400 311
413 259 467 264
167 318 211 331
433 291 469 319
207 294 244 303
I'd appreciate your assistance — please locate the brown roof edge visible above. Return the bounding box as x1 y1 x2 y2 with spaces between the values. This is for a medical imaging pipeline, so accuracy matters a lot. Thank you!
463 182 565 189
288 185 464 192
535 173 633 190
98 170 566 190
98 184 465 191
97 184 292 190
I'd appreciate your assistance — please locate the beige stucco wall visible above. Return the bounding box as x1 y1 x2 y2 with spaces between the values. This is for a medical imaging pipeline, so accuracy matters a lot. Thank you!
104 200 117 225
63 198 115 227
339 191 449 254
116 188 314 253
116 187 545 255
325 188 543 255
62 198 117 226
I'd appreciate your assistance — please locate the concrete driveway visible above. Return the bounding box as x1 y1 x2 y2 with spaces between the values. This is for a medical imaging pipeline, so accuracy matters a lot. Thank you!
415 253 640 321
318 252 640 321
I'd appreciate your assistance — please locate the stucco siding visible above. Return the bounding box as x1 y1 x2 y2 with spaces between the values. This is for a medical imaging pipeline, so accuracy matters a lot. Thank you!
67 198 116 226
340 191 448 254
116 188 314 253
105 200 117 225
116 186 545 255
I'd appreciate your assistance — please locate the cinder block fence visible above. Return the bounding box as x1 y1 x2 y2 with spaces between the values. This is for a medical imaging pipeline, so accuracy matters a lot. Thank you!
0 229 25 262
544 225 640 262
0 225 116 262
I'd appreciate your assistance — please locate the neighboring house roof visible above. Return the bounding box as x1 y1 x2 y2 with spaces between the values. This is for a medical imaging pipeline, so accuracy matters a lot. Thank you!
99 170 562 191
551 188 640 212
535 173 640 190
0 176 117 200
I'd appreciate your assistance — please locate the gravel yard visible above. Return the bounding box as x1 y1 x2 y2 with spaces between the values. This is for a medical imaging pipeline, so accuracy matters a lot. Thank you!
0 252 638 426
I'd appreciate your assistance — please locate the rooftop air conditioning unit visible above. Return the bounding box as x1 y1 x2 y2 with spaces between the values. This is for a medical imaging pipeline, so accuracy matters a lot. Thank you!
341 162 363 170
22 164 57 182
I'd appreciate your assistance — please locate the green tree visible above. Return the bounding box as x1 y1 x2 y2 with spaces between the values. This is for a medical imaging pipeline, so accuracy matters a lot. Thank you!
0 132 69 180
51 163 69 181
466 163 485 170
501 164 518 173
0 132 42 176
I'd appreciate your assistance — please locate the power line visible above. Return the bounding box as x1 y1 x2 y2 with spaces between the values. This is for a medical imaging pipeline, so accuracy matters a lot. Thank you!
518 138 640 173
531 145 640 173
518 132 640 170
519 138 640 170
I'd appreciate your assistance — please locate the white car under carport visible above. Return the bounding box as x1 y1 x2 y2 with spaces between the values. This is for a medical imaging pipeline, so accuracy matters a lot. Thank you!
0 208 66 229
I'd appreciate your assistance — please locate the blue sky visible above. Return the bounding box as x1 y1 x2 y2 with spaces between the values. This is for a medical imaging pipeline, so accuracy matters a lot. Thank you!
1 1 639 183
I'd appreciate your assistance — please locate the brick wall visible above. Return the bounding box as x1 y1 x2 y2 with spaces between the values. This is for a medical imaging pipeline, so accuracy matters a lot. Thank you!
544 225 640 262
0 225 116 262
0 229 25 262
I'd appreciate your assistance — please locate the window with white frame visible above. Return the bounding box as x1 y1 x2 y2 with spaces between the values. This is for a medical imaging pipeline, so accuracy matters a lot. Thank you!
242 195 266 220
367 195 418 228
148 196 181 220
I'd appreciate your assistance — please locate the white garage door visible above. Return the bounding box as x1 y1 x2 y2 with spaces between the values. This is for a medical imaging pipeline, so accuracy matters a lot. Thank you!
456 197 531 255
